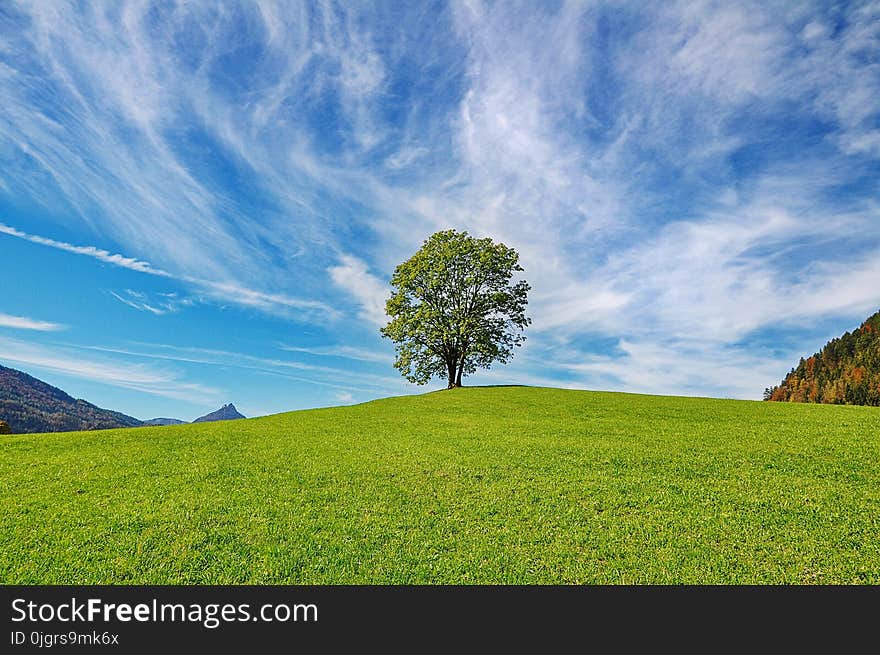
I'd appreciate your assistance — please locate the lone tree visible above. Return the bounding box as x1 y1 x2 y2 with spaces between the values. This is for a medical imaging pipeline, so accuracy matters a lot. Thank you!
0 420 10 435
381 229 530 388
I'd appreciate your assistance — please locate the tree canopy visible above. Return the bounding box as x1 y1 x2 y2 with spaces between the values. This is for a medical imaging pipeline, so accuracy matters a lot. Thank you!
380 229 530 388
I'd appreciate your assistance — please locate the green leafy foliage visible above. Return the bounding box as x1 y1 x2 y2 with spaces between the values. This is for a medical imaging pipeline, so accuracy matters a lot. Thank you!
1 387 878 584
380 230 530 387
766 309 880 405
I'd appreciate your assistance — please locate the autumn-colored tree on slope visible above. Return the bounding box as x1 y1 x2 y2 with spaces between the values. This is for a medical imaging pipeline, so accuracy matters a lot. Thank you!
765 309 880 406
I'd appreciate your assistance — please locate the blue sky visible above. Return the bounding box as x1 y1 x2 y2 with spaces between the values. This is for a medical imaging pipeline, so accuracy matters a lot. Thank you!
1 1 878 421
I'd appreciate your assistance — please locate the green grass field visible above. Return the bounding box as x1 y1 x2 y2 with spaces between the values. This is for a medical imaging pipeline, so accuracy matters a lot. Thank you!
1 386 878 584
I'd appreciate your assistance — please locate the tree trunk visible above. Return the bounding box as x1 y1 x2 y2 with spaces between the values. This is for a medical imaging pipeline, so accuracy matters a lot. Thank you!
447 359 458 388
455 358 464 387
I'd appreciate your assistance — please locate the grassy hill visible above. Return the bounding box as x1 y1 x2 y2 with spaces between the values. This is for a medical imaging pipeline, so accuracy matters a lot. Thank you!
1 386 878 584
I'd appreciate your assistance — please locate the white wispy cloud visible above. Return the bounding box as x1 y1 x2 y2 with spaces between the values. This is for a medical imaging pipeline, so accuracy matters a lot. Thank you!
0 312 66 332
0 336 220 404
195 280 337 317
279 343 389 364
328 255 389 326
80 342 408 396
0 222 171 276
0 3 371 312
0 221 336 320
108 290 194 316
384 146 429 170
550 339 793 400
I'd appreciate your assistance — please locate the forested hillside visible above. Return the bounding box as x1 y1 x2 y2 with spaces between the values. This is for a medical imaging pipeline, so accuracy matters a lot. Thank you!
0 364 142 433
766 310 880 406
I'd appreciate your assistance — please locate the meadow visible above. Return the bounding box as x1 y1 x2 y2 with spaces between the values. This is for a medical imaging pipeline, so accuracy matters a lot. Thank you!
1 386 878 584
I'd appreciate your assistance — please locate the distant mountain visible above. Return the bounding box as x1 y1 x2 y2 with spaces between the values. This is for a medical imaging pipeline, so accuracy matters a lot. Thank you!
766 309 880 406
143 418 187 426
0 364 143 434
193 403 245 423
